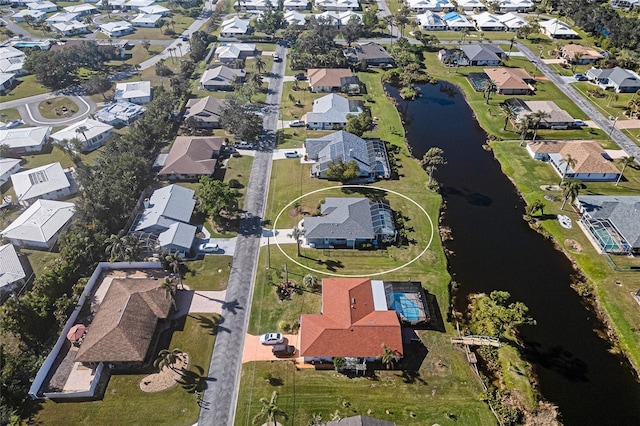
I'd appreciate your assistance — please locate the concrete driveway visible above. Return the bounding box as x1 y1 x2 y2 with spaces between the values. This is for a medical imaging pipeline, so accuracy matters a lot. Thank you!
272 147 306 160
170 290 227 319
201 237 238 256
242 333 299 363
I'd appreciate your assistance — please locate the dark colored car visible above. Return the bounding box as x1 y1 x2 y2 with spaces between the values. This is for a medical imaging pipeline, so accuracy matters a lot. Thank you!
294 73 307 81
272 344 296 357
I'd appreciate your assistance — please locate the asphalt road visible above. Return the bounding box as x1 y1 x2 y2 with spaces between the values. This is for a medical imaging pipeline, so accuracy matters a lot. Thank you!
197 44 286 426
517 43 640 163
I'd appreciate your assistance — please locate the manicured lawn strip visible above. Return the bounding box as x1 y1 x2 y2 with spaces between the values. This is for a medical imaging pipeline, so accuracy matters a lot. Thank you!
572 82 638 122
235 359 495 426
21 146 75 170
0 108 22 121
184 255 233 291
223 154 255 208
37 97 80 120
491 141 640 372
0 75 49 101
33 314 219 426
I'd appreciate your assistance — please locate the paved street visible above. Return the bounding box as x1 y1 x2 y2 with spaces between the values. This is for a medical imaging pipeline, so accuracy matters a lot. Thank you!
198 44 286 426
517 43 640 163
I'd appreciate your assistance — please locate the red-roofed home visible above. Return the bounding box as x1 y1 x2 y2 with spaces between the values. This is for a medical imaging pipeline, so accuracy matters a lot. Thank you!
299 278 403 363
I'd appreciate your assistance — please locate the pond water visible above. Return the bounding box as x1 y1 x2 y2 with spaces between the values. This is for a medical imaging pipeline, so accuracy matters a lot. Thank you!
387 82 640 425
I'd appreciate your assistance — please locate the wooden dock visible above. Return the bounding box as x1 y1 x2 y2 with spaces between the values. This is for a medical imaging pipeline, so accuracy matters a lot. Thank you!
450 335 501 348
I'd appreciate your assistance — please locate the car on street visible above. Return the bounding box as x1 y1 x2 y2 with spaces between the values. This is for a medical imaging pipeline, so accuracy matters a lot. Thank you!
284 151 299 158
289 120 305 127
260 333 284 345
274 53 282 62
198 242 219 253
573 73 588 81
272 344 296 357
181 35 189 42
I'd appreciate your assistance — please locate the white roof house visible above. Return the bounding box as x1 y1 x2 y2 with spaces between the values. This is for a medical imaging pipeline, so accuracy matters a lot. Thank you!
456 0 487 10
408 0 455 12
63 4 97 14
0 244 26 295
220 17 251 37
46 12 80 24
26 1 58 13
472 12 506 31
283 0 309 10
131 13 162 27
114 81 152 104
416 11 447 30
0 46 26 74
539 19 579 39
51 21 89 35
100 21 134 37
0 126 51 153
214 43 256 62
498 12 527 30
0 157 21 186
442 12 475 30
1 200 75 249
284 10 307 26
11 162 74 206
315 0 359 11
139 4 169 15
125 0 156 9
306 93 363 130
95 102 146 126
50 118 113 152
498 0 533 12
315 11 362 25
0 73 14 91
13 9 47 22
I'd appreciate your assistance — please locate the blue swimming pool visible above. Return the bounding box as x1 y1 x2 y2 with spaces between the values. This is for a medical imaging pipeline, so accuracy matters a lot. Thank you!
390 293 421 322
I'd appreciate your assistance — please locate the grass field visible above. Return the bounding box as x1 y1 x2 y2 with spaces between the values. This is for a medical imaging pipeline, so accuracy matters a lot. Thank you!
0 75 49 101
38 97 79 120
0 108 22 121
33 314 219 426
183 255 233 291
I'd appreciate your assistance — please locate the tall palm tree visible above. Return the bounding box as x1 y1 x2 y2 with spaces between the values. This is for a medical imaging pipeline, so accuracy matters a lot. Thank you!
559 154 577 184
105 233 125 262
290 227 305 257
483 79 497 104
160 277 178 310
153 348 184 372
254 56 266 74
420 147 447 185
616 156 635 186
530 110 551 142
500 104 517 131
526 198 546 216
560 179 584 210
252 391 287 426
176 42 183 57
164 253 185 288
75 125 88 151
251 72 263 90
122 235 142 261
518 115 535 146
168 48 176 63
381 344 399 370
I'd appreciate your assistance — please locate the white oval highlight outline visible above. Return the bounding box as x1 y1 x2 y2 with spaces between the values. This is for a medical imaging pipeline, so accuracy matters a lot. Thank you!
271 184 434 277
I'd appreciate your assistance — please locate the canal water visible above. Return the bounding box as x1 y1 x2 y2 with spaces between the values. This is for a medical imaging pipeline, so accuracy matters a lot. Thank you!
387 82 640 425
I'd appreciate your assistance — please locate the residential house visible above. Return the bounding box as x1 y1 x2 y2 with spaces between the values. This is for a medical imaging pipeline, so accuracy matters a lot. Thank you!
0 157 21 187
438 48 468 66
114 81 152 104
0 72 15 93
51 21 90 36
1 200 75 249
100 21 134 37
415 11 447 30
220 17 252 37
96 39 130 58
409 0 454 13
308 68 360 93
0 126 51 154
45 12 80 24
284 10 307 26
283 0 309 10
498 13 527 31
132 13 163 27
133 184 197 255
343 42 394 68
199 66 246 91
0 46 26 75
303 198 396 248
455 0 487 11
125 0 156 9
184 96 223 128
13 9 47 22
576 195 640 254
305 131 391 181
238 0 269 10
472 12 506 31
305 93 363 130
315 0 360 11
95 102 146 127
324 416 396 426
63 4 97 14
299 278 403 362
497 0 533 12
214 43 257 63
0 244 27 297
484 67 535 95
442 12 475 31
611 0 640 8
158 136 222 180
586 67 640 93
526 140 620 181
50 118 113 152
504 98 575 129
26 1 58 13
11 162 76 206
315 11 362 26
139 4 169 15
460 44 505 66
561 44 605 64
539 19 579 39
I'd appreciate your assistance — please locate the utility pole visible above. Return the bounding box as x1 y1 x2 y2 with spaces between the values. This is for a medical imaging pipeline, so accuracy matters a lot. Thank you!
267 232 271 269
284 263 288 286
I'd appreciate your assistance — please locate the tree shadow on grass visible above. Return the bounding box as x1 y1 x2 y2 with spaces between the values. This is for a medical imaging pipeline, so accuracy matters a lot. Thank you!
190 314 228 335
177 365 214 393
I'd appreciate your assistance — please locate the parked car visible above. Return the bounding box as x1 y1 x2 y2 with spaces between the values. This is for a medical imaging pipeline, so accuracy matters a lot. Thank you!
274 53 282 62
181 34 189 42
236 141 254 149
5 120 23 129
289 120 305 128
272 344 296 357
574 73 588 81
572 120 588 127
294 73 306 81
284 151 299 158
260 333 284 345
198 242 219 253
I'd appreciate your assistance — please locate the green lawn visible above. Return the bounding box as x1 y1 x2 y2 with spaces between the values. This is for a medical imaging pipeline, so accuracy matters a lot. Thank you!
572 82 638 122
38 97 80 120
0 75 49 101
0 108 22 121
183 255 233 291
33 314 219 426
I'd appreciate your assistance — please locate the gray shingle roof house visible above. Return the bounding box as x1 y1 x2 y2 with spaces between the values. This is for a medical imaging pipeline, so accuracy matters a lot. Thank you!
305 131 391 181
303 198 396 249
586 66 640 93
305 93 363 130
0 243 27 297
199 66 246 91
184 96 222 128
576 195 640 254
459 44 505 66
343 42 394 68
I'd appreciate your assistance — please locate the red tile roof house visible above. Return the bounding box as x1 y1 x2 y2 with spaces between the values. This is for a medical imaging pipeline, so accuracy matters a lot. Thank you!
299 278 403 364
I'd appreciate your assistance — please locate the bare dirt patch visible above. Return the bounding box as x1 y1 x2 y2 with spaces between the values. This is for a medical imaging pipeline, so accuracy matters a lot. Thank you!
564 239 583 254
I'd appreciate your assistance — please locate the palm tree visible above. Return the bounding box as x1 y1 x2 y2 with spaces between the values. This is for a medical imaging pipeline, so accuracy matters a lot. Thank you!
559 154 577 184
153 348 184 372
122 235 142 261
290 227 305 257
616 156 635 186
168 47 176 63
160 277 178 310
302 273 319 290
560 179 584 210
163 253 185 288
75 125 88 147
483 79 497 104
420 147 447 185
381 344 399 370
105 233 125 261
101 0 111 18
530 110 551 142
518 115 535 146
134 63 141 78
254 56 266 74
252 391 288 426
526 198 546 216
500 104 517 131
176 42 183 57
251 72 263 90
